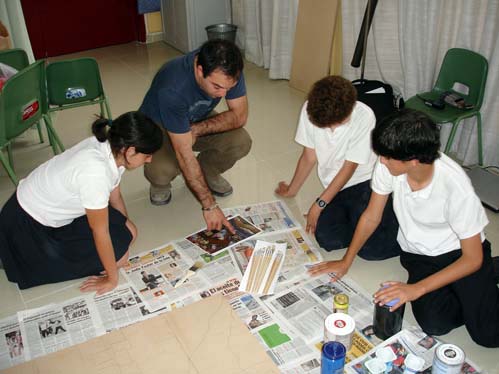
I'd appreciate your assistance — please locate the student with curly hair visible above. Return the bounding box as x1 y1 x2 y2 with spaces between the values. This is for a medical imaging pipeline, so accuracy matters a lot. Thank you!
0 112 163 294
276 75 400 260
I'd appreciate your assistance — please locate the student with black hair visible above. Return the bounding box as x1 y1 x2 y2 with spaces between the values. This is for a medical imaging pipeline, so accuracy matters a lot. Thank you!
0 111 163 294
139 39 251 234
309 109 499 347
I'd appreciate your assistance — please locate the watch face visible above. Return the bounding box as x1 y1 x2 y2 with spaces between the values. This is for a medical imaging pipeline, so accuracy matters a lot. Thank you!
317 199 326 208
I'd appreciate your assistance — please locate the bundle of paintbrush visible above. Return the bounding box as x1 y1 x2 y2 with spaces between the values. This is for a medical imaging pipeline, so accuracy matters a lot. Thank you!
239 240 286 295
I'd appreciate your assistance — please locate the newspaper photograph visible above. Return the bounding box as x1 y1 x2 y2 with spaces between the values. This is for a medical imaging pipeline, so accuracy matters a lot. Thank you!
94 285 166 331
17 296 105 360
185 215 262 256
223 200 301 233
228 292 274 331
231 229 322 284
0 315 26 370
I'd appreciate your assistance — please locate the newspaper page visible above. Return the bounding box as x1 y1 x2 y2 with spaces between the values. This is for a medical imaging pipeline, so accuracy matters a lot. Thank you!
198 249 240 284
223 200 301 233
18 296 105 360
265 284 331 344
94 285 166 332
231 229 322 284
121 242 211 311
0 315 26 370
281 356 321 374
345 328 483 374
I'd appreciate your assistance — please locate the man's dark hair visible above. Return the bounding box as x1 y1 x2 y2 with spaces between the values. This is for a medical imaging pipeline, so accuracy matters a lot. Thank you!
196 39 244 79
372 108 441 164
306 75 357 128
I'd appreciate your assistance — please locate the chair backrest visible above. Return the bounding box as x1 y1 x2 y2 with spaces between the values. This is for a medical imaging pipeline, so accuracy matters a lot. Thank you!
0 48 29 71
46 57 105 106
434 48 488 109
0 60 47 143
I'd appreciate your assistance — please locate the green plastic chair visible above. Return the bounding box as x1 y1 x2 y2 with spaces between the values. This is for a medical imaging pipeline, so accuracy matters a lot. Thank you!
0 48 44 143
0 60 65 185
405 48 488 165
46 57 112 119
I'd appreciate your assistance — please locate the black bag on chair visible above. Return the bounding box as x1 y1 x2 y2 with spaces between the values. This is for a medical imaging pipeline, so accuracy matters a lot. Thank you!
352 79 398 122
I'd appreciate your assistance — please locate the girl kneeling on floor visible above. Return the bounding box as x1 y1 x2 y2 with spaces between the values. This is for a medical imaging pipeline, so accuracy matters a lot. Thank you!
0 111 162 294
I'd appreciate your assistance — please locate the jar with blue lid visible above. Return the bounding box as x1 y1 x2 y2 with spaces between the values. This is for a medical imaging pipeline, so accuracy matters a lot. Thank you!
321 341 346 374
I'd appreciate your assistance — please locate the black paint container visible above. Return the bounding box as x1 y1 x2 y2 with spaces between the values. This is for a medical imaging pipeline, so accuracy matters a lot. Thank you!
373 297 405 340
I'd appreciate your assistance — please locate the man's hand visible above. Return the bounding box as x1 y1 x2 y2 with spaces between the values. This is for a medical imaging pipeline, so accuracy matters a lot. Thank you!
306 203 321 234
80 275 118 295
203 207 235 234
373 281 425 311
275 181 296 197
307 259 351 280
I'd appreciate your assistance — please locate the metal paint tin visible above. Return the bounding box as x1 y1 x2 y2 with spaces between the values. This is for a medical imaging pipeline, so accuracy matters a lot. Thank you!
333 293 349 314
324 313 355 351
431 344 465 374
321 341 346 374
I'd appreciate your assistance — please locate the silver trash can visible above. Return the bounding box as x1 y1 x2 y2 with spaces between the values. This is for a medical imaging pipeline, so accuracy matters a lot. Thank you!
205 23 237 43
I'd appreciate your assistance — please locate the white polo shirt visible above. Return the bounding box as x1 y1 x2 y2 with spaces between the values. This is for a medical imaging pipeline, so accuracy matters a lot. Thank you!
371 153 488 256
17 137 125 228
295 101 377 190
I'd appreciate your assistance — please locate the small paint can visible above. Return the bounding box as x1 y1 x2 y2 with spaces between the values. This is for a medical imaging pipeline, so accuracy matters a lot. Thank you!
321 341 346 374
431 344 465 374
364 358 386 374
333 293 349 314
403 353 425 374
324 313 355 351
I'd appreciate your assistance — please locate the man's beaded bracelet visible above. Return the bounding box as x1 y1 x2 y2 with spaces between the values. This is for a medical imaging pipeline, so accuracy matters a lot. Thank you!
201 203 219 211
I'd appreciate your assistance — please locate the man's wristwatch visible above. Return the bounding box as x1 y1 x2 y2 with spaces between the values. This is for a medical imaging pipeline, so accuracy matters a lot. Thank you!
315 197 327 209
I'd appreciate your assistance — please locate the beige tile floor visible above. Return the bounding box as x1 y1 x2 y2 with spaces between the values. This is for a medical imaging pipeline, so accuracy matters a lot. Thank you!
0 41 497 373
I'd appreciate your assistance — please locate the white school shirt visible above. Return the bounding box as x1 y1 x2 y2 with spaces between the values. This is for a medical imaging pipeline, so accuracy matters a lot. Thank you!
371 153 488 256
295 101 377 190
17 137 125 228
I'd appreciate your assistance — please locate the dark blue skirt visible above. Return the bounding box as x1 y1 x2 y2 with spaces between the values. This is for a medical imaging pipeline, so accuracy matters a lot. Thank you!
0 193 131 289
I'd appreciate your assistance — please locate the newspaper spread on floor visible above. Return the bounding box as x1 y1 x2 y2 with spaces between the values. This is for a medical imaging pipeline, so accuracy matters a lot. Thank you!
0 200 484 373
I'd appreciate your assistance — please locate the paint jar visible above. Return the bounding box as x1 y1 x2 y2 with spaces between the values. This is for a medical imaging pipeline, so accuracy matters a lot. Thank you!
333 293 349 314
364 358 386 374
375 346 396 372
373 288 405 340
324 313 355 351
403 353 425 374
431 344 465 374
321 341 346 374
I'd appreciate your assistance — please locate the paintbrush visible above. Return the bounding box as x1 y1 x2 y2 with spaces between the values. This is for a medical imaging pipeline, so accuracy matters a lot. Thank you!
263 252 283 294
174 261 204 288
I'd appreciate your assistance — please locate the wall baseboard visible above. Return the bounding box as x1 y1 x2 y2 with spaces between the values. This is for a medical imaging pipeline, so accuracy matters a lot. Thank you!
146 32 164 44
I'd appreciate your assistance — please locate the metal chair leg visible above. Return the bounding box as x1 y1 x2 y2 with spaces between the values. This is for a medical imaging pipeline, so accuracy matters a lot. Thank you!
36 122 45 143
444 120 461 154
0 149 19 186
476 113 483 166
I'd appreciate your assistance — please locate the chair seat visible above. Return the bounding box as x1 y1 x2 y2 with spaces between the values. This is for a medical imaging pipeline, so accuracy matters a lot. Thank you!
405 95 479 124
